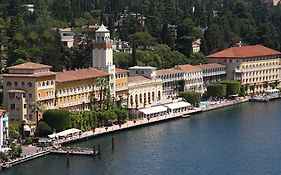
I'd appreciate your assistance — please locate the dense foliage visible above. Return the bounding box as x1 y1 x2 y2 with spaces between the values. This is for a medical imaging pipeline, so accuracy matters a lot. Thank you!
178 91 201 107
0 0 280 70
207 84 227 98
221 80 241 96
36 121 52 137
43 110 72 132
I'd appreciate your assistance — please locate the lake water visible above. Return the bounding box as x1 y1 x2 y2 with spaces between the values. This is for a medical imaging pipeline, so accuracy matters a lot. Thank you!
3 101 281 175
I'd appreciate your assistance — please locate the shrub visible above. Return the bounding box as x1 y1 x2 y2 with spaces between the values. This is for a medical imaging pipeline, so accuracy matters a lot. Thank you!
43 110 71 131
221 80 241 96
178 91 201 107
37 121 52 137
207 84 226 98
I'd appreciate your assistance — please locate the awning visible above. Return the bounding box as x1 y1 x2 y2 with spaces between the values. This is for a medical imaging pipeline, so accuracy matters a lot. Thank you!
164 101 191 110
48 128 81 138
139 106 167 115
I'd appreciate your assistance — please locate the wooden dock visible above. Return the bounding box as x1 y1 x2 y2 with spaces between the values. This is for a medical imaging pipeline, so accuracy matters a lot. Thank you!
50 147 98 156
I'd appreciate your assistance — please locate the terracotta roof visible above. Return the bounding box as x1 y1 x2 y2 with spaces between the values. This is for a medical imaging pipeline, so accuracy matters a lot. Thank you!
2 72 56 78
156 69 183 76
173 64 202 73
128 75 150 83
208 45 281 59
56 68 109 83
195 63 226 70
116 68 127 74
7 62 52 70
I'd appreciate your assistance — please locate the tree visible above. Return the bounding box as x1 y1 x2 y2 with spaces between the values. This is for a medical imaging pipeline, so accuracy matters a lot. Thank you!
36 121 52 137
178 91 201 107
239 85 246 96
207 84 227 98
31 101 43 129
43 110 72 131
113 108 128 123
128 32 156 50
188 52 209 65
221 80 241 96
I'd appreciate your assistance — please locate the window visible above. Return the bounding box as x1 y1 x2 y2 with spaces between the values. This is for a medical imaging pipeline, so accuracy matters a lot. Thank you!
136 70 139 74
21 82 25 87
141 71 144 74
28 82 33 87
14 82 18 87
10 104 15 110
7 82 12 86
24 104 27 109
51 81 54 85
29 93 32 98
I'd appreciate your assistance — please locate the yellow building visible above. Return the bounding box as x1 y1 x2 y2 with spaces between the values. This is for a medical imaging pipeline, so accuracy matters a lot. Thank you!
55 68 109 111
208 45 281 94
2 62 110 124
3 63 56 123
115 68 128 104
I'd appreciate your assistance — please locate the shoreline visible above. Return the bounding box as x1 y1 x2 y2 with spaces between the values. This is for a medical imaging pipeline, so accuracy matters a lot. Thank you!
1 97 249 170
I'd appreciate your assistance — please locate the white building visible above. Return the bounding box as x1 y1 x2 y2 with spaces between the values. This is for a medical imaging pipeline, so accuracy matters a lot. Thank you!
128 66 157 78
59 28 75 48
0 110 9 149
174 64 204 93
156 68 184 99
195 63 226 90
92 24 116 97
208 45 281 94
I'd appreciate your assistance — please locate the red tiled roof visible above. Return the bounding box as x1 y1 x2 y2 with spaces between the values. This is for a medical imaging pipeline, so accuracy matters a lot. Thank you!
116 68 127 74
128 75 150 83
173 64 202 73
156 69 183 76
7 62 52 70
208 45 281 59
2 72 56 78
56 68 109 83
195 63 226 70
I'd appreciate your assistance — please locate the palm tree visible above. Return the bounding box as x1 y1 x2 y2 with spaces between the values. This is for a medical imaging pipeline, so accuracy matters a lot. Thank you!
31 100 43 129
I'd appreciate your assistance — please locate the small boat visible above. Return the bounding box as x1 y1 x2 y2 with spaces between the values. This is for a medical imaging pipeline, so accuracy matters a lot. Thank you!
182 114 191 118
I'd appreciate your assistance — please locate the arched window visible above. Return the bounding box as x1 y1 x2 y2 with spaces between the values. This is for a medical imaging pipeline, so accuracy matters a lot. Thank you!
152 92 155 101
46 81 49 86
28 82 33 87
42 82 45 86
144 93 147 103
148 92 151 104
158 91 161 100
139 94 142 103
130 95 133 105
135 94 138 106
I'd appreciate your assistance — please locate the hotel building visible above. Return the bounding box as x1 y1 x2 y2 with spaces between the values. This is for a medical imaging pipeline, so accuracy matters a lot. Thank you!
208 45 281 93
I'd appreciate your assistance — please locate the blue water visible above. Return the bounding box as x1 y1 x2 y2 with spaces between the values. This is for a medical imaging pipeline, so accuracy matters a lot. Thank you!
3 101 281 175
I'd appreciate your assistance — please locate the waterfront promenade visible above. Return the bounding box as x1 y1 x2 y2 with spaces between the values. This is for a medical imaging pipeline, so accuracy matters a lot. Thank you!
55 97 249 145
1 97 249 170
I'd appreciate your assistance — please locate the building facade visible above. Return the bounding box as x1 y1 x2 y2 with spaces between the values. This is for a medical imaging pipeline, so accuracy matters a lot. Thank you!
156 69 184 99
0 110 8 148
115 68 128 104
55 68 109 111
128 76 162 109
3 63 56 123
208 45 281 94
174 64 204 93
195 63 226 90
